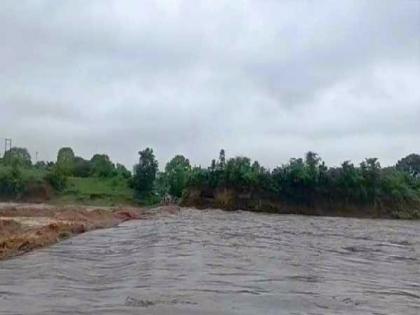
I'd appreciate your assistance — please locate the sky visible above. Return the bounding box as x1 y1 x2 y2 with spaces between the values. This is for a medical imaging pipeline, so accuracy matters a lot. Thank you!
1 0 419 170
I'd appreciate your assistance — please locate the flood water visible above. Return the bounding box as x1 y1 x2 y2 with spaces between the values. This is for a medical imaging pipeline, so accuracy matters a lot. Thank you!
0 208 419 315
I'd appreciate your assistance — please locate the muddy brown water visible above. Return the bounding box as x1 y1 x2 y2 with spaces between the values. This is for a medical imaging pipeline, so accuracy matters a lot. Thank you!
0 208 419 315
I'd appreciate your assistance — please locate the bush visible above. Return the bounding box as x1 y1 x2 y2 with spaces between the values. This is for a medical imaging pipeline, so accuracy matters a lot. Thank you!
73 157 92 177
45 168 67 191
90 154 115 177
116 163 131 179
0 165 26 198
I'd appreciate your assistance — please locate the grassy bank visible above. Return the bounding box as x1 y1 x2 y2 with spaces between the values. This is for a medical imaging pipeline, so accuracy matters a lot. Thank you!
0 165 137 207
52 176 136 207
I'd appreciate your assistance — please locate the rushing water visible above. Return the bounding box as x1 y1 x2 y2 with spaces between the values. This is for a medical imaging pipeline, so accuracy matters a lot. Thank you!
0 208 419 315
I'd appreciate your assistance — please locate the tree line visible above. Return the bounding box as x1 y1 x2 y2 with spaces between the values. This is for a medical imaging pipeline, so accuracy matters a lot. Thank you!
1 146 420 217
132 148 420 218
0 147 131 197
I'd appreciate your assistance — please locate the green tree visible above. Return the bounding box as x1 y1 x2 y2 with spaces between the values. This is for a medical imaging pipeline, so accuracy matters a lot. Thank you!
90 154 115 177
186 166 208 188
0 163 26 198
285 158 306 197
56 147 75 175
303 151 322 198
34 161 48 170
3 147 32 167
396 154 420 178
224 156 256 189
154 171 169 198
218 149 226 169
381 169 416 203
335 161 363 204
133 148 159 195
73 156 92 177
305 152 321 182
206 150 228 189
360 158 382 204
165 155 191 197
116 163 131 179
45 167 67 191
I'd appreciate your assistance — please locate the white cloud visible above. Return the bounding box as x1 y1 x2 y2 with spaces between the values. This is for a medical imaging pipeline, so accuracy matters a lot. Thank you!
0 0 419 168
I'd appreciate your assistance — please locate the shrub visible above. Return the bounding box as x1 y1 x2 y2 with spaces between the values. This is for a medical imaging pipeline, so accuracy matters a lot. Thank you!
45 168 67 191
0 164 26 198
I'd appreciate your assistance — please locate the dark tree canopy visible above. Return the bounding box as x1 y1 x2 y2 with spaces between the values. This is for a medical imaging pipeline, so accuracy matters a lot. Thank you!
133 148 159 195
73 156 92 177
182 149 420 216
218 149 226 169
56 147 75 175
396 154 420 178
2 147 32 167
0 163 25 197
34 161 48 169
116 163 131 179
164 155 191 197
90 154 115 177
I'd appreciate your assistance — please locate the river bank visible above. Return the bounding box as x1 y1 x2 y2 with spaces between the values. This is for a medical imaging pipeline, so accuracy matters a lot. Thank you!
0 202 179 260
181 188 420 219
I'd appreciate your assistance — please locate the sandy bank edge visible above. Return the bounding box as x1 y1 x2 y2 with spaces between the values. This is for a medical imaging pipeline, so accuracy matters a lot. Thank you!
0 203 180 261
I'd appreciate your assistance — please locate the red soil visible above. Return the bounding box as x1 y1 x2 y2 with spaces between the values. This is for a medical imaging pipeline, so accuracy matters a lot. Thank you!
0 204 158 260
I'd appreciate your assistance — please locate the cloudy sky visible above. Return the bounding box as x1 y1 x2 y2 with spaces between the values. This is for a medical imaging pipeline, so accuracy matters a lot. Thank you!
1 0 419 169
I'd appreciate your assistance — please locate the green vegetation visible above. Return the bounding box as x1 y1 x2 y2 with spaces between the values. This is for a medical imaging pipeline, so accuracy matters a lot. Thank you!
90 154 115 177
45 168 67 192
0 164 26 199
132 148 159 198
0 164 46 181
56 147 75 175
163 155 191 198
53 176 134 206
396 154 420 178
2 147 32 168
0 145 419 218
0 147 136 206
177 150 420 218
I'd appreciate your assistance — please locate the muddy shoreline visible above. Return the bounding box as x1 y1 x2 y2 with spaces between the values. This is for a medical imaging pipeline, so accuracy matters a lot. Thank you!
0 203 179 260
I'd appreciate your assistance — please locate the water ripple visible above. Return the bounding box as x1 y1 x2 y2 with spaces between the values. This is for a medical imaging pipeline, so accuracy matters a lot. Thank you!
0 208 419 315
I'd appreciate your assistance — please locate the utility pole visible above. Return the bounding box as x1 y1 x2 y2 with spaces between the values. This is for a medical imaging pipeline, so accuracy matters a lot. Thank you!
3 138 12 157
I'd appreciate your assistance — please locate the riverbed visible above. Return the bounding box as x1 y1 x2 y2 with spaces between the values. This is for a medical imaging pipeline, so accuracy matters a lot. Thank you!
0 208 419 314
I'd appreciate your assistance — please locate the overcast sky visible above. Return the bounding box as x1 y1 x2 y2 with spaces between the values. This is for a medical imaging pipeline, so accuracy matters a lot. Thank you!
1 0 419 169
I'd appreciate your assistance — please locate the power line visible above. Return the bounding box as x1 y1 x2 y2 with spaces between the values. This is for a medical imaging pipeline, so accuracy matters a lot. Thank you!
1 138 44 163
